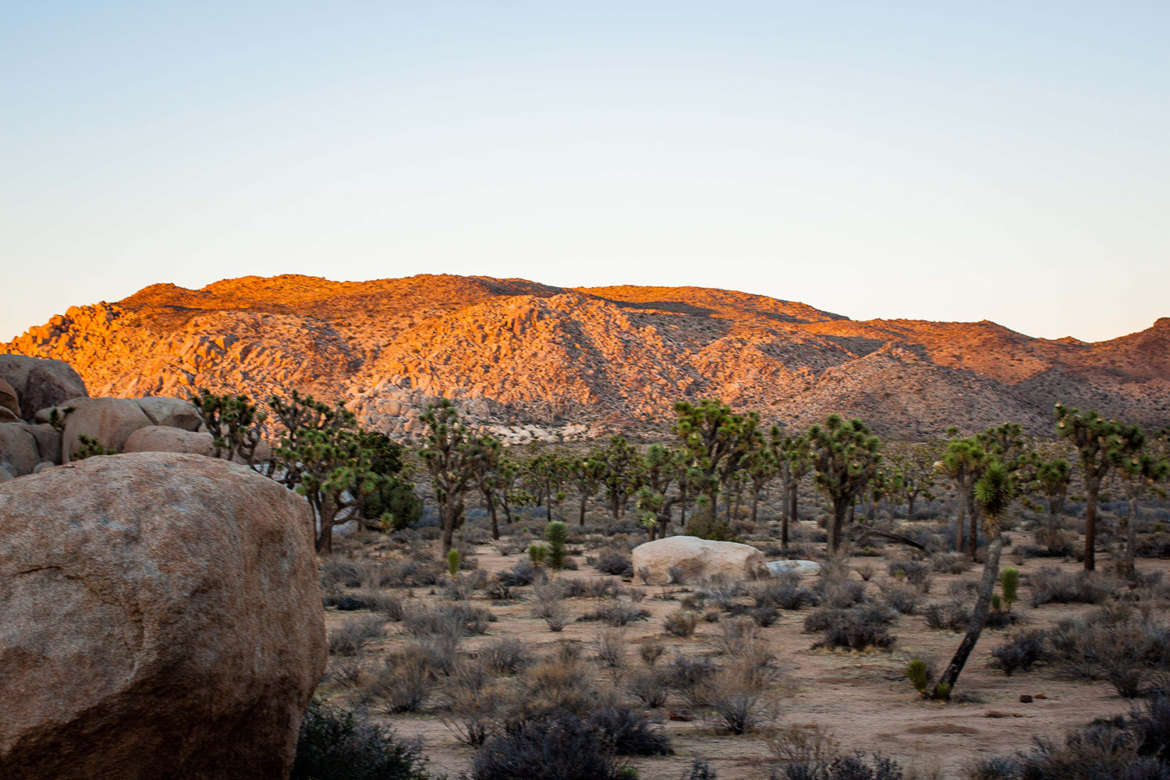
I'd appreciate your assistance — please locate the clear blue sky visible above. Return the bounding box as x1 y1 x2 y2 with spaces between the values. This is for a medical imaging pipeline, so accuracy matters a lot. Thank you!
3 1 1167 342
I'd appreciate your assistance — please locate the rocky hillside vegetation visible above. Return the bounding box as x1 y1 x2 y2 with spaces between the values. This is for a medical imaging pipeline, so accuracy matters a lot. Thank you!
5 274 1169 439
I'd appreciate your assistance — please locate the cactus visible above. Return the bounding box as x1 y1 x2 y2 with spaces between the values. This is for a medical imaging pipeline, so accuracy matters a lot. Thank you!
1000 567 1019 612
447 548 461 578
906 659 929 693
545 521 567 569
71 434 114 461
528 543 548 566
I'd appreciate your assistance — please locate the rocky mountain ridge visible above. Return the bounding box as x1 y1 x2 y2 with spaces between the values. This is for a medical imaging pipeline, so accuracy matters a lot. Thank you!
5 274 1169 440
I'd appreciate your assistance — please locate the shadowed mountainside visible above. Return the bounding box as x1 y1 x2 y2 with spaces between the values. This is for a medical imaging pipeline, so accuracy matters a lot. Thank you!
5 274 1169 439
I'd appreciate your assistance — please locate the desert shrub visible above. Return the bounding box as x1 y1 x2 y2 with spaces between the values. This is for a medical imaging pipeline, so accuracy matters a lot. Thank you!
581 600 651 626
381 557 442 587
878 583 920 615
404 604 493 637
769 723 841 765
480 637 533 675
596 628 627 668
627 668 671 708
321 558 371 590
752 606 780 627
819 578 867 608
1030 568 1114 607
329 615 386 656
292 700 429 780
682 759 718 780
854 563 875 582
588 705 673 756
471 710 627 780
931 552 972 574
776 752 904 780
518 655 598 716
905 659 930 694
697 577 746 610
975 694 1170 778
665 609 699 637
1046 607 1170 697
699 659 783 734
754 579 820 611
498 559 540 587
716 617 763 656
595 549 634 577
887 558 931 591
668 653 717 700
923 600 970 631
439 660 497 746
992 631 1047 676
805 606 895 650
640 641 666 667
561 577 623 599
366 646 433 713
486 581 512 601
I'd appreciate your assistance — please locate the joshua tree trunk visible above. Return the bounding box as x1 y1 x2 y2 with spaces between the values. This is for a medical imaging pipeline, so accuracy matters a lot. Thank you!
786 484 799 548
907 494 917 521
1045 500 1061 553
830 499 848 553
955 494 966 553
750 489 761 524
1084 479 1099 571
1120 492 1139 580
440 499 464 556
967 492 979 560
578 495 588 526
934 531 1005 697
485 492 499 540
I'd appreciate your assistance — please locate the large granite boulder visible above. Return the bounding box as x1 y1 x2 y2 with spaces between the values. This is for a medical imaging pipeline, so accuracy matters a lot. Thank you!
60 398 152 462
631 535 769 585
0 453 326 779
0 355 88 421
123 425 214 456
0 424 40 477
0 378 19 420
134 397 202 431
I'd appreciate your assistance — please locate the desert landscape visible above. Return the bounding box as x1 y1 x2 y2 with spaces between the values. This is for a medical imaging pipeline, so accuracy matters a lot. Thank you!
4 4 1167 778
2 289 1169 778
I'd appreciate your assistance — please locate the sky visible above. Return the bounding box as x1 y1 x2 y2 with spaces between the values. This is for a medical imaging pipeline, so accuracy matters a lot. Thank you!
2 2 1167 343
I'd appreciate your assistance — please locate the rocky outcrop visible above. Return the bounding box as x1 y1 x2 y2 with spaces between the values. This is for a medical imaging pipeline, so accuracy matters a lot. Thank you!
123 425 214 456
631 535 769 585
0 453 326 779
0 355 88 421
0 378 19 420
60 398 152 462
3 275 1168 438
0 424 39 478
134 396 202 431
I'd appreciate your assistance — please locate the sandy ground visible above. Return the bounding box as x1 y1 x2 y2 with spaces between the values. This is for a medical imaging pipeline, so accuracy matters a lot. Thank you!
319 532 1168 780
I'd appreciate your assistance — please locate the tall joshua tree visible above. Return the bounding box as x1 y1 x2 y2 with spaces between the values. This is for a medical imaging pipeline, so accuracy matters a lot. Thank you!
570 455 605 527
806 414 881 553
1054 403 1123 571
1115 425 1169 580
1034 456 1071 554
773 429 812 549
469 434 503 540
673 399 759 539
934 456 1013 698
942 434 986 558
420 399 479 556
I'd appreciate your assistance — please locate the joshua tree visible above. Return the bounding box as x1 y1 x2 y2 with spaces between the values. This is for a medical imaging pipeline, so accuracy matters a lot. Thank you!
570 455 605 526
941 435 986 557
1115 425 1169 580
933 456 1014 698
773 430 812 549
597 435 638 520
885 441 938 520
674 399 759 539
638 443 680 537
192 387 266 464
1055 403 1124 571
1033 456 1071 554
744 431 778 525
469 434 504 539
806 414 881 553
420 399 480 556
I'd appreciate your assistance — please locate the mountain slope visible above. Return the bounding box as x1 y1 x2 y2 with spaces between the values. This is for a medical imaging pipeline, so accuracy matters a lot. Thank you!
5 274 1167 439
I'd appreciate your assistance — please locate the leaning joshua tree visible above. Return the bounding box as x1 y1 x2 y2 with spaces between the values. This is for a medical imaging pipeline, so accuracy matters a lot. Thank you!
933 456 1014 699
1054 403 1123 571
806 414 881 553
